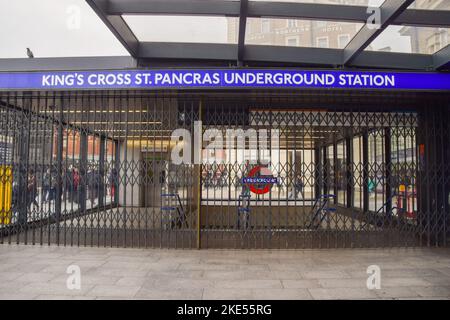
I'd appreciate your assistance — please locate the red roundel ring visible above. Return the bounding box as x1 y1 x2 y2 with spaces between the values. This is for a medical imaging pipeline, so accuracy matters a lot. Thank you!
247 166 272 195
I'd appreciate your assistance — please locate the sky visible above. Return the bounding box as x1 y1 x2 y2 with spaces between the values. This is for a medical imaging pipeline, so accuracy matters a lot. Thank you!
0 0 414 59
0 0 129 58
0 0 236 58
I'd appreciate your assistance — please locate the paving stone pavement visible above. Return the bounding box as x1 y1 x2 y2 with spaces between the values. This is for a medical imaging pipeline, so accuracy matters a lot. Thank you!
0 244 449 300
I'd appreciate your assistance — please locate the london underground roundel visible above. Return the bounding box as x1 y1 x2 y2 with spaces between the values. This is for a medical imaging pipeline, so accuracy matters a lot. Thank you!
242 166 278 195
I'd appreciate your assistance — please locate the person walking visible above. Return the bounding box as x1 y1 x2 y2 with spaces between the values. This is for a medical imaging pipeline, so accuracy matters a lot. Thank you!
42 168 51 203
109 168 117 198
27 170 39 210
72 167 80 205
368 177 376 194
289 175 304 199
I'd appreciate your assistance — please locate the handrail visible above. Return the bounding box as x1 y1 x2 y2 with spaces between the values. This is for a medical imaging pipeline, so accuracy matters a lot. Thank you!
308 194 335 229
161 193 186 228
375 194 401 216
361 195 399 228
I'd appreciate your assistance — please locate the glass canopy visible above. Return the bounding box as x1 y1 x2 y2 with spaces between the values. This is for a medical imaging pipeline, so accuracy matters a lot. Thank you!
250 0 386 6
408 0 450 10
123 15 239 44
366 25 450 54
245 18 363 48
0 0 449 71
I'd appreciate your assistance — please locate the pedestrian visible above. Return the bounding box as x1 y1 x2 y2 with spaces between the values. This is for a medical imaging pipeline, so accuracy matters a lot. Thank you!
72 167 80 205
27 170 39 210
42 168 51 202
289 175 304 199
109 168 117 197
368 177 376 194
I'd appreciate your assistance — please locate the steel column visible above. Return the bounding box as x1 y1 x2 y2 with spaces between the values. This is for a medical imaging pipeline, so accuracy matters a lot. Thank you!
434 45 450 70
346 137 353 208
363 131 369 212
79 132 88 213
333 142 338 205
98 136 106 208
315 147 322 199
343 0 415 65
86 0 139 56
54 95 65 244
323 146 328 196
16 94 32 227
385 128 392 215
237 0 249 65
114 140 120 206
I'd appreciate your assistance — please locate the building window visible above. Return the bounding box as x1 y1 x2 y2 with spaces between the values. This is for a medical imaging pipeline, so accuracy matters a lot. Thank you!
261 19 270 33
315 21 328 29
316 36 329 48
287 19 297 28
427 29 449 53
338 34 350 49
286 37 298 47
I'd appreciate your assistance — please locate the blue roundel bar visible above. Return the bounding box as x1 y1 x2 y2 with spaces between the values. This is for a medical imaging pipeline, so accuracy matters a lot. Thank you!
242 177 278 184
0 69 450 90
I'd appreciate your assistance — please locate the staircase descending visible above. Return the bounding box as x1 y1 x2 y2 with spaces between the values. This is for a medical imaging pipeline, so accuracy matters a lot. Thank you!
161 193 187 229
308 194 336 229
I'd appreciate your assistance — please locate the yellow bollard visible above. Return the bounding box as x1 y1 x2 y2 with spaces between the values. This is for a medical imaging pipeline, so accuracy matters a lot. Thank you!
0 166 13 225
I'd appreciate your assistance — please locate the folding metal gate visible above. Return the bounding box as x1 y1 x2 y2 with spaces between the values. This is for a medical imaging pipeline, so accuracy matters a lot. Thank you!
0 91 448 248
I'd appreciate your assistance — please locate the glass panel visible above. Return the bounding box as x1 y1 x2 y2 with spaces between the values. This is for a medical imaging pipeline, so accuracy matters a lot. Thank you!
300 149 315 200
366 25 450 54
336 141 346 206
368 130 385 213
86 135 100 209
326 145 335 197
0 0 128 58
245 18 363 48
61 129 81 214
391 128 417 218
250 0 385 6
123 15 239 44
105 140 116 205
408 0 450 10
201 148 315 202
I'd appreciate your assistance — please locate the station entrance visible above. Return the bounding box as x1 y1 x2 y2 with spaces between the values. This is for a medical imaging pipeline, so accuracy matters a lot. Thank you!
0 90 448 248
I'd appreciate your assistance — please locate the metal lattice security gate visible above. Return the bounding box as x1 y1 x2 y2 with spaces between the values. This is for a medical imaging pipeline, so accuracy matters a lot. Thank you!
0 91 448 249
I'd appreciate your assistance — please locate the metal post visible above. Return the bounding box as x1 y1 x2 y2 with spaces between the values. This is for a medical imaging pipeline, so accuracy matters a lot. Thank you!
363 131 369 212
346 137 353 208
314 147 322 198
323 146 328 196
196 100 202 249
442 105 450 246
333 142 338 204
114 140 120 206
385 128 392 215
55 96 64 244
79 132 88 212
98 136 106 208
17 95 31 227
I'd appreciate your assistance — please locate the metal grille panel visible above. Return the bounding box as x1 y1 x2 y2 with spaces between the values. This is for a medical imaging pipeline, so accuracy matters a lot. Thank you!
0 91 448 248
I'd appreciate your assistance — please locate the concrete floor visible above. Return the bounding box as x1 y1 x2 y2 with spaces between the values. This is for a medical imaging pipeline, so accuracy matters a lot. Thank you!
0 244 449 300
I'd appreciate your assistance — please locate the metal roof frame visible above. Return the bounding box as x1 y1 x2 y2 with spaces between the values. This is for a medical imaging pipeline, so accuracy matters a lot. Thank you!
1 0 449 72
85 0 450 71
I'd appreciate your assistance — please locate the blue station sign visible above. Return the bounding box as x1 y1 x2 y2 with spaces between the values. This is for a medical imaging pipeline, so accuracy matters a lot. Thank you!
0 69 449 91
